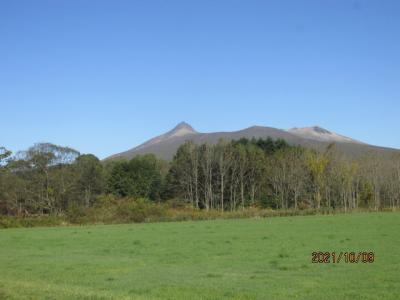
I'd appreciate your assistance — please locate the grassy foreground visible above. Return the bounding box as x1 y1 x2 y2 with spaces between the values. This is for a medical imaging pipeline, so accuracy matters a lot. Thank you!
0 212 399 299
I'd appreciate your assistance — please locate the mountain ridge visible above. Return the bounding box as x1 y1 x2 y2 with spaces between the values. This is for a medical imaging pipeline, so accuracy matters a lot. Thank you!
106 122 399 161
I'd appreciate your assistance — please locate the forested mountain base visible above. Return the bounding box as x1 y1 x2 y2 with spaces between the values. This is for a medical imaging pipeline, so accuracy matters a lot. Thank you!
0 137 399 226
166 139 400 211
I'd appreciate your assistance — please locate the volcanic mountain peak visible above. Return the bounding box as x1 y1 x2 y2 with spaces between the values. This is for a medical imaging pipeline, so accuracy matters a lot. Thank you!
169 122 197 137
288 126 362 144
131 122 197 152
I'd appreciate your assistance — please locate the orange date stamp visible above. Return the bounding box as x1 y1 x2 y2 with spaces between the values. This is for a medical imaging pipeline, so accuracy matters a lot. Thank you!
312 251 375 264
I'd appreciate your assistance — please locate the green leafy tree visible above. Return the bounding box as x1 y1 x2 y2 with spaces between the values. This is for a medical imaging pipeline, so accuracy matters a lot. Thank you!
107 155 162 200
74 154 104 207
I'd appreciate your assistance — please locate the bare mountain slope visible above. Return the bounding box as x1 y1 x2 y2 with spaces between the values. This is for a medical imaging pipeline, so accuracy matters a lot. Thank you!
288 126 364 144
132 122 198 152
106 122 399 161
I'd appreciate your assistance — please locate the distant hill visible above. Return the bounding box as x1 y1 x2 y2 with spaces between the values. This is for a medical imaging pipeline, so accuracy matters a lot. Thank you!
105 122 400 161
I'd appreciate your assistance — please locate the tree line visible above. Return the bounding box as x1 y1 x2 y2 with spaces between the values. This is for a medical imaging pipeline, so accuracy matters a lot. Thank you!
166 139 400 211
0 138 399 216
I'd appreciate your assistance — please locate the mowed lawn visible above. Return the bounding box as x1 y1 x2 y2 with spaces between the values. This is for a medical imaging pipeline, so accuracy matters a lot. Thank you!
0 213 399 299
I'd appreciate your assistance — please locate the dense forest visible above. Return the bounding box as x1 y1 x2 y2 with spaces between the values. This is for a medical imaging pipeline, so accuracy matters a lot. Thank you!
0 138 399 218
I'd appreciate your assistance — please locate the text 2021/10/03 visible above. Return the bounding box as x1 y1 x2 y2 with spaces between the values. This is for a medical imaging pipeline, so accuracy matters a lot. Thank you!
312 252 375 264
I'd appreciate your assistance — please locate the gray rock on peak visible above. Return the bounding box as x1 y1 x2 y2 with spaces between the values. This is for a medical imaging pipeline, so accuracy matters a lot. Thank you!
166 122 198 137
171 122 197 133
311 126 331 134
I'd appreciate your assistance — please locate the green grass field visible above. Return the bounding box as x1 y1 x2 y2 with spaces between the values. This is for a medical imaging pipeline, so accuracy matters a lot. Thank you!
0 212 399 299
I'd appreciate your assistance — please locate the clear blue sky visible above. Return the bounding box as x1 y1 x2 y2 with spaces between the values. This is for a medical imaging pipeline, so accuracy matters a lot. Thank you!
1 0 399 158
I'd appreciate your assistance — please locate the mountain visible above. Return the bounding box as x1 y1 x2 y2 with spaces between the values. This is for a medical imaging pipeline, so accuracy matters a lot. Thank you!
106 122 399 161
288 126 364 144
132 122 198 152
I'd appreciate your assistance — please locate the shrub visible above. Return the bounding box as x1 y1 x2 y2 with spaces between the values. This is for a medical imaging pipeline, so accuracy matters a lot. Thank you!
0 196 391 229
0 215 65 229
66 203 88 224
115 198 165 223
